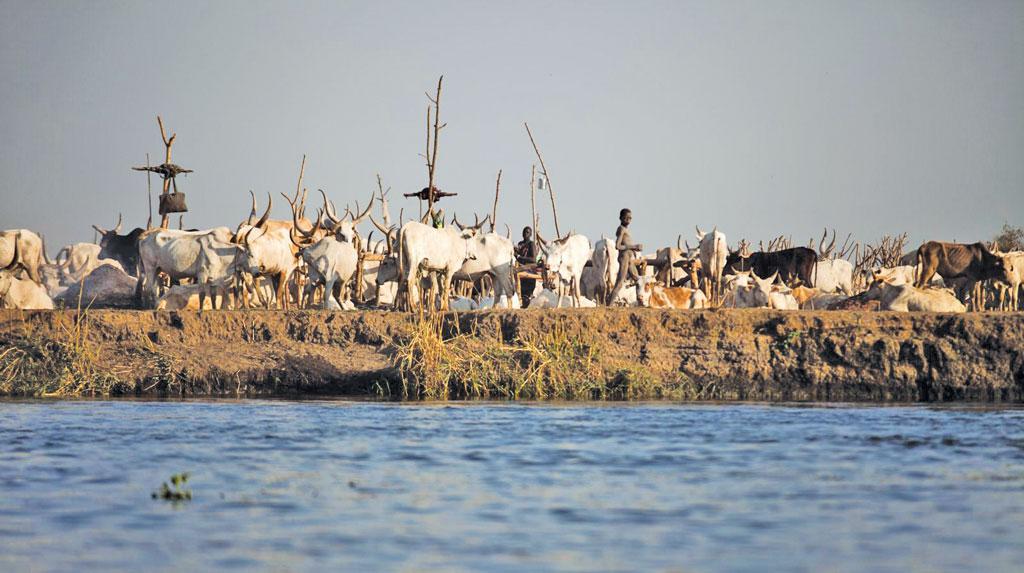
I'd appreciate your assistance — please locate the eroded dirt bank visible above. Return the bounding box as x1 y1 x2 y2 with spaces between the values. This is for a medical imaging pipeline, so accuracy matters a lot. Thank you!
1 309 1022 401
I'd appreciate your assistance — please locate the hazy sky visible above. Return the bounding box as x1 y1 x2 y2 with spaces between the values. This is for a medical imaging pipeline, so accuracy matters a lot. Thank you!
2 1 1022 253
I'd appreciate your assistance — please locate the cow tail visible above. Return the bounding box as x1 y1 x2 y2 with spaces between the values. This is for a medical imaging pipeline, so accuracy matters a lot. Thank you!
913 244 923 286
39 233 53 265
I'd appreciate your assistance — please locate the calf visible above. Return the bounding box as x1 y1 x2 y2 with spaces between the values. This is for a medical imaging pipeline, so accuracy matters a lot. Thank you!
638 278 708 309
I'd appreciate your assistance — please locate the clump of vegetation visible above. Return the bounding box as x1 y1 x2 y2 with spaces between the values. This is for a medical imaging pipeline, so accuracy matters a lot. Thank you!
392 314 676 400
993 223 1024 252
0 309 129 396
152 472 192 503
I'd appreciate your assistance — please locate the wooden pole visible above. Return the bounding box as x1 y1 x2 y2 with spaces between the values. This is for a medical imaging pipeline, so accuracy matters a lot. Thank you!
490 169 502 232
377 173 391 227
295 154 306 204
156 115 176 228
530 164 537 240
524 122 560 237
426 75 443 219
145 153 153 229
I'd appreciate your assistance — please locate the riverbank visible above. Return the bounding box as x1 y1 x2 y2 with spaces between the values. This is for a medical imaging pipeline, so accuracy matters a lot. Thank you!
0 309 1021 401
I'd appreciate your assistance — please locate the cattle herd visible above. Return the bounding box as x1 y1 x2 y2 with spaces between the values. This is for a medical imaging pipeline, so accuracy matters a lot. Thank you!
0 187 1021 314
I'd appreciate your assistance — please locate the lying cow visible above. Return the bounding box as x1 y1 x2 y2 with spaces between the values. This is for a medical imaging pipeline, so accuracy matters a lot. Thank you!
0 270 54 309
863 279 966 313
637 277 708 309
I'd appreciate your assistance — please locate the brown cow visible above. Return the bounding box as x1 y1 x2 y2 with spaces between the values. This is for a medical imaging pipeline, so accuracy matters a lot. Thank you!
638 280 708 309
915 241 1011 310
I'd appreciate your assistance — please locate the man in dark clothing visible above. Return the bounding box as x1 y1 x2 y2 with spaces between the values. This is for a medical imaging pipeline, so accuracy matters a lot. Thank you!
608 208 643 304
515 226 541 306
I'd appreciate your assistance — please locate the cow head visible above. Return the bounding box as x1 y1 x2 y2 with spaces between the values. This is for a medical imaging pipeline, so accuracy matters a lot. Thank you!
322 190 374 244
234 195 274 275
376 256 399 286
636 275 653 307
92 214 144 273
452 213 489 237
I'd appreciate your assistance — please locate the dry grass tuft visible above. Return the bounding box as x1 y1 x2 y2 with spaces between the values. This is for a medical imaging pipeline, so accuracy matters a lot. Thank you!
392 315 678 401
0 306 129 397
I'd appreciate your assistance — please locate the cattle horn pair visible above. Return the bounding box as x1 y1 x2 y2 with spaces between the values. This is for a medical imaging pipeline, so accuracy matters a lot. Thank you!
92 213 123 236
292 206 322 240
348 194 375 224
453 213 489 232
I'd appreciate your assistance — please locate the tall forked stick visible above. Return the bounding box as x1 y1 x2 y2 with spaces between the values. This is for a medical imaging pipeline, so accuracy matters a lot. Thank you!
377 173 392 227
295 155 306 205
156 116 176 228
490 169 502 232
524 122 561 237
426 75 444 219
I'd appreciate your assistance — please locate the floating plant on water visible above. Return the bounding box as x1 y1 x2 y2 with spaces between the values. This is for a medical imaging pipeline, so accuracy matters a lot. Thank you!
152 472 192 503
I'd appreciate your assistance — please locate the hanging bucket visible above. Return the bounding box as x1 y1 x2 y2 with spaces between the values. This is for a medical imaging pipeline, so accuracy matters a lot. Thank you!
159 192 188 215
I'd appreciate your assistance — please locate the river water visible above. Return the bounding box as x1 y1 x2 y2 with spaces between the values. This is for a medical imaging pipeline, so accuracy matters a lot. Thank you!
0 401 1022 572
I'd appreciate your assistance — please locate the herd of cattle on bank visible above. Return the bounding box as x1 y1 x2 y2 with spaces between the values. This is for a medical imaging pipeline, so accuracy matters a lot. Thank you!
0 187 1021 314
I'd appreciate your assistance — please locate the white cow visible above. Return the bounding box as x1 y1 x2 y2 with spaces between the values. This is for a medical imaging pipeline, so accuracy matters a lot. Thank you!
581 236 618 304
812 259 854 295
54 243 125 285
233 196 302 309
0 229 49 284
724 270 774 308
298 235 360 310
540 234 592 308
398 221 482 312
452 219 516 309
0 270 54 309
993 251 1023 311
862 280 966 312
527 289 597 309
138 227 241 309
696 226 727 305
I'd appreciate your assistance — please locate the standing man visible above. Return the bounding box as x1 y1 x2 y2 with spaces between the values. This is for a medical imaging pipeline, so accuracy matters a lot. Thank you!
608 208 643 304
515 226 540 306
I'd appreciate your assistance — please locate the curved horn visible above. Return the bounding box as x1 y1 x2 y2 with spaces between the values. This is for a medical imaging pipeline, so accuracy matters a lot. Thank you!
254 193 272 228
365 230 375 253
92 224 107 236
289 225 306 248
369 214 390 235
243 226 258 246
113 213 123 234
293 206 321 238
319 189 340 225
352 193 375 224
398 208 404 226
452 214 466 231
677 234 683 250
248 190 257 222
468 214 489 232
505 223 511 239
